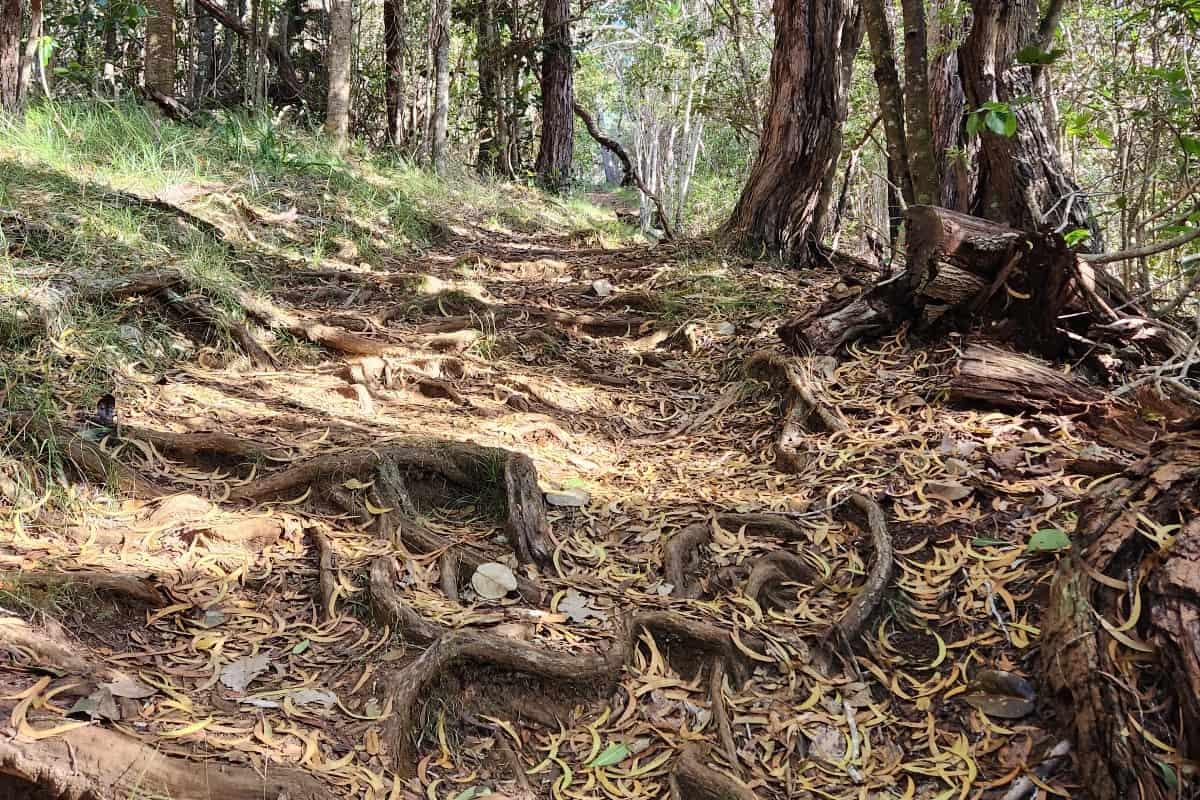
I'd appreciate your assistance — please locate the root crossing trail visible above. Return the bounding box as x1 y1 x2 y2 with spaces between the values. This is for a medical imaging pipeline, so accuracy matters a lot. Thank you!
3 209 1097 799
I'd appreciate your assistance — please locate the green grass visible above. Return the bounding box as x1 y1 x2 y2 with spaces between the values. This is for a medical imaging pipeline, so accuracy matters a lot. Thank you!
657 259 789 321
0 98 634 500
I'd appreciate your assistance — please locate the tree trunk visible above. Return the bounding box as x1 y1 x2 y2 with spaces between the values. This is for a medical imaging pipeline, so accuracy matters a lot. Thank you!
476 0 501 172
862 0 912 205
1 0 23 113
533 0 573 191
16 0 41 106
429 0 451 171
384 0 405 146
192 0 215 101
959 0 1098 244
145 0 176 96
325 0 353 146
721 0 863 259
194 0 305 102
900 0 938 205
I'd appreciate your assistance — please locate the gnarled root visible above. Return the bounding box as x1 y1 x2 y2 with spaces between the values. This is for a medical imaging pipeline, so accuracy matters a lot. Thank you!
664 513 809 599
236 440 553 569
0 721 326 800
830 493 893 643
370 557 764 774
671 744 760 800
746 350 846 472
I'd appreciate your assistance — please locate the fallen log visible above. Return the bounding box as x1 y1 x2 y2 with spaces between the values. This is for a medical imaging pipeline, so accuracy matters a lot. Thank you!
948 343 1102 412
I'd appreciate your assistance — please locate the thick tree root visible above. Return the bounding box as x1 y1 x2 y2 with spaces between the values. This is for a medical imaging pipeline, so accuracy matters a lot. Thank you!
0 616 91 675
2 569 166 607
0 721 326 800
664 513 809 599
746 350 846 472
370 556 765 772
671 745 760 800
831 493 893 643
235 440 553 567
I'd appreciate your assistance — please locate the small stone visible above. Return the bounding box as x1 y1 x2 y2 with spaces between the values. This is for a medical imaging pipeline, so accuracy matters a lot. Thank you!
545 488 590 507
591 279 615 297
715 322 736 336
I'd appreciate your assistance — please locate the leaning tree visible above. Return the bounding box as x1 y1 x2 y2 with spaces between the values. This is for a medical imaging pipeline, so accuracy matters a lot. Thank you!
720 0 863 259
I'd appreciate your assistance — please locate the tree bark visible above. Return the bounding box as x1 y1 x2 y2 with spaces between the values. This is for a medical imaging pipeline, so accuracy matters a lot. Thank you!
862 0 912 205
16 0 41 107
1 0 23 112
384 0 406 146
721 0 863 259
476 0 502 171
533 0 573 191
1043 432 1200 800
145 0 177 96
325 0 353 145
192 0 216 101
430 0 451 171
959 0 1098 243
900 0 938 204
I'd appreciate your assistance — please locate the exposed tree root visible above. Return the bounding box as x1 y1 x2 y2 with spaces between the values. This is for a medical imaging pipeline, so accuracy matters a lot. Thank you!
117 423 272 462
746 350 846 472
743 551 815 610
3 569 166 607
370 556 767 772
65 435 168 499
831 493 893 643
708 658 740 777
671 744 760 800
312 531 338 621
665 513 809 599
0 720 326 800
0 616 91 675
234 440 553 567
156 287 276 369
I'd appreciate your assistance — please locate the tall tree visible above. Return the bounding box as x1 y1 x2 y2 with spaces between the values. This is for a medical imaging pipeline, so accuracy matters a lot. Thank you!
429 0 451 171
959 0 1094 238
0 0 23 112
533 0 573 191
17 0 43 106
325 0 353 145
476 0 503 172
862 0 912 206
899 0 938 204
145 0 176 96
384 0 406 146
722 0 863 258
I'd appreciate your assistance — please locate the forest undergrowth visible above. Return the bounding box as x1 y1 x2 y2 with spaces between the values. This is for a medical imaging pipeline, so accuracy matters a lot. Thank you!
0 104 1130 800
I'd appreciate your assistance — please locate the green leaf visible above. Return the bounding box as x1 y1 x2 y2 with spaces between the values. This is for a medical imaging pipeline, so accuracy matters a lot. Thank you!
972 536 1007 547
966 112 982 139
291 639 311 655
452 788 484 800
1015 45 1066 65
1181 135 1200 156
587 742 630 768
985 111 1009 136
1064 228 1091 247
1027 528 1072 552
1002 111 1018 137
1159 761 1180 792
